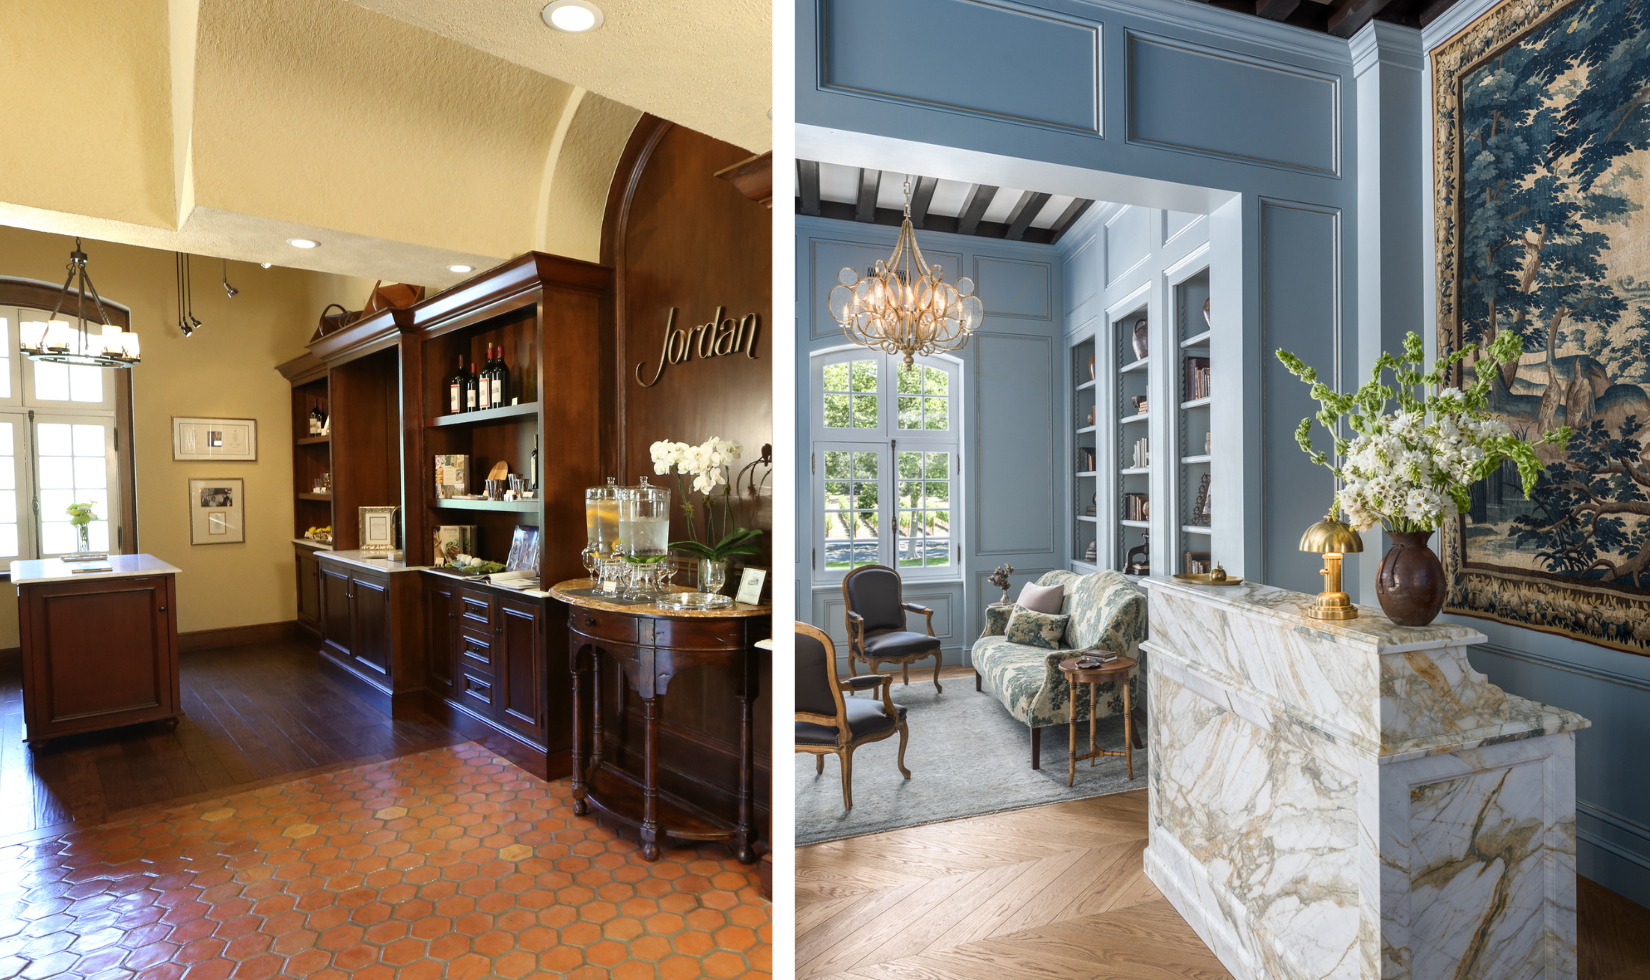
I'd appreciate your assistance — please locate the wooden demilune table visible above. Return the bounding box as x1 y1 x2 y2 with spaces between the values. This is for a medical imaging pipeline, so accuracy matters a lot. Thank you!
11 554 182 748
552 580 770 863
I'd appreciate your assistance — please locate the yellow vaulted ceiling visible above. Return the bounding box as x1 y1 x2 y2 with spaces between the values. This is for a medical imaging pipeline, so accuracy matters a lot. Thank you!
0 0 766 288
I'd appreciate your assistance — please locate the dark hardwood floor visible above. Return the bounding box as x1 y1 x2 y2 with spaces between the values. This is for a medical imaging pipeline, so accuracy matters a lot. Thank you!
0 639 458 837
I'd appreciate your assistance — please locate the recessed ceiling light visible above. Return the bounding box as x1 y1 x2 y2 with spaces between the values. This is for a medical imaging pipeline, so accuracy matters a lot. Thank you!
542 0 603 33
448 264 474 274
260 262 272 269
286 238 318 249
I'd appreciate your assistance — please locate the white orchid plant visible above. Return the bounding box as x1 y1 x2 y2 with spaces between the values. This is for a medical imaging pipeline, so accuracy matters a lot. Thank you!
1276 331 1569 534
649 436 764 562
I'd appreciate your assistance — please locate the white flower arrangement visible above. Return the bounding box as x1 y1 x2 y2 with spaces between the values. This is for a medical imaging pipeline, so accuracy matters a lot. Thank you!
649 436 763 561
1277 331 1569 534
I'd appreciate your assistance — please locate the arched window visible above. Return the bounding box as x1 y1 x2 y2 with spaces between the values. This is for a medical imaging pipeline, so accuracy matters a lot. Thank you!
808 348 961 582
0 279 135 560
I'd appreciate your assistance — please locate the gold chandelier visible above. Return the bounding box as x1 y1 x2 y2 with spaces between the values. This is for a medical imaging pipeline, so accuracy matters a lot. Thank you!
828 177 983 369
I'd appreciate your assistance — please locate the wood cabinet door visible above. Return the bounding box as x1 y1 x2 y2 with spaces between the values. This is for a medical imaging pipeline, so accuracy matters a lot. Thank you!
351 574 392 678
497 597 545 742
296 550 321 628
19 575 178 738
423 580 457 694
318 564 354 662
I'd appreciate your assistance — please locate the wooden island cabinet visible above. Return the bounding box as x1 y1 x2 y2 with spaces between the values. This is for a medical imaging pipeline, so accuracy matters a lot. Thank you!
11 555 182 748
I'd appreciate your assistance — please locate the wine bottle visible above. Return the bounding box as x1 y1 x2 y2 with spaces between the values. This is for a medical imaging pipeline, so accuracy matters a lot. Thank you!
529 434 539 492
466 362 480 412
308 401 322 435
492 345 510 408
482 343 496 410
448 356 465 415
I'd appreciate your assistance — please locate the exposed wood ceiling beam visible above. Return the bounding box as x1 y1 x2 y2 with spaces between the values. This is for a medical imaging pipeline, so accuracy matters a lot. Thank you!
1417 0 1457 25
1047 199 1094 243
1327 0 1396 36
1004 191 1051 241
909 175 939 229
1255 0 1302 19
797 160 821 218
956 184 997 237
855 169 881 222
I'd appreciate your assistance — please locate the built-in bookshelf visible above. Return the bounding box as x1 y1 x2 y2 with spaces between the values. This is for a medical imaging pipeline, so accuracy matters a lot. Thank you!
1174 265 1213 574
1114 302 1150 575
1072 334 1099 569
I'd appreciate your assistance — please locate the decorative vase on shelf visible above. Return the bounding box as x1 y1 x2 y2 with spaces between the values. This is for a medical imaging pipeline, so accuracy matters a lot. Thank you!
1131 319 1149 360
1375 531 1447 627
698 558 728 595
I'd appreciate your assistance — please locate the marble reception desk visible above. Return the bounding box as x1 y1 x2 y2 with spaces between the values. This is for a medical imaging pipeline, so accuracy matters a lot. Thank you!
1140 577 1588 980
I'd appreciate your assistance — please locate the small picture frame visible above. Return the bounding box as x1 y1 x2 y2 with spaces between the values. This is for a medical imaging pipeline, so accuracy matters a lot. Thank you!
734 566 769 606
173 417 257 461
189 478 244 544
505 525 540 573
359 506 398 553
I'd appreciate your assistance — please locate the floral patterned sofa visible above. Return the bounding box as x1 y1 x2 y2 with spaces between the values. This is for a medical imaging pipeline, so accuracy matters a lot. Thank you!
971 569 1147 769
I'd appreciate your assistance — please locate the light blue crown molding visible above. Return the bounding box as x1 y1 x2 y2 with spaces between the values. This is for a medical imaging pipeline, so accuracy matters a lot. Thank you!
1350 20 1423 76
1042 0 1355 66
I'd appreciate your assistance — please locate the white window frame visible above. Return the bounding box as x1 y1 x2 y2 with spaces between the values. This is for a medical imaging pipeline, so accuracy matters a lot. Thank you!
0 306 126 561
810 347 962 584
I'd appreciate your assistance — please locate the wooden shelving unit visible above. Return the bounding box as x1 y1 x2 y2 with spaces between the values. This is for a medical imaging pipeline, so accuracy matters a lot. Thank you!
1114 302 1150 572
276 351 334 641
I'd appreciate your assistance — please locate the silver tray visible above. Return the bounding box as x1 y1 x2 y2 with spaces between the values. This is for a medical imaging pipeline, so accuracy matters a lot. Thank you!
656 592 734 611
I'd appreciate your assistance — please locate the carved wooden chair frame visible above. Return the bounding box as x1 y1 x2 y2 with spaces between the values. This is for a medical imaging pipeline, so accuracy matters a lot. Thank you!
841 563 943 693
794 622 910 810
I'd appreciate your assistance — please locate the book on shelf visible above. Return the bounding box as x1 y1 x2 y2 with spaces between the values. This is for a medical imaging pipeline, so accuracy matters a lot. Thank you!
1184 357 1211 401
1078 447 1096 471
1124 492 1150 522
1184 551 1212 575
1131 436 1149 468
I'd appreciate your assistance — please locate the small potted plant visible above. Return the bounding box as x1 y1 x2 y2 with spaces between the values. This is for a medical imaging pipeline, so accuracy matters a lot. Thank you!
988 564 1014 605
66 502 96 553
651 437 764 595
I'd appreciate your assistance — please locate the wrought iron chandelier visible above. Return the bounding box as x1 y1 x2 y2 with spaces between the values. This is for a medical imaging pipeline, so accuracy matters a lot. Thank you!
828 177 983 368
20 238 140 368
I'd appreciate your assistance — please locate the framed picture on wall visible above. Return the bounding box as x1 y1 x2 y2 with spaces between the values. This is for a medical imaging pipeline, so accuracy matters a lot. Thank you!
173 417 257 461
189 478 244 544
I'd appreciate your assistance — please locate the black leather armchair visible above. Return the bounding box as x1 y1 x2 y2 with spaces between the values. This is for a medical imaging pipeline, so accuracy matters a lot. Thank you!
795 623 910 810
841 564 944 693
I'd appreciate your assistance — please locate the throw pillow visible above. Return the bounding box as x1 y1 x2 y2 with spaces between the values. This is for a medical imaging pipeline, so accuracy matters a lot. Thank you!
1005 607 1070 650
1016 581 1064 614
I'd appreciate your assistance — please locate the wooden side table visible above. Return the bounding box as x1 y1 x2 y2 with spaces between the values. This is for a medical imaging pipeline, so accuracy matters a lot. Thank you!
1058 656 1136 786
553 580 770 863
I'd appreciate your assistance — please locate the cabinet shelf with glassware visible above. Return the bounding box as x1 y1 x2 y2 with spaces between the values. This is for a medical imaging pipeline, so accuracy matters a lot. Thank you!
278 352 334 640
1173 264 1213 574
1070 333 1099 570
1114 302 1151 573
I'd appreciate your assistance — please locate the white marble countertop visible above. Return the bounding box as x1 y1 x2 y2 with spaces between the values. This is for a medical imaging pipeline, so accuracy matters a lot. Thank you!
11 554 181 586
1142 575 1487 654
316 550 428 574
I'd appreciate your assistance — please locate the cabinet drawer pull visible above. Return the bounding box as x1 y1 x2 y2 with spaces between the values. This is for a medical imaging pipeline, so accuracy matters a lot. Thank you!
585 616 597 627
158 606 167 612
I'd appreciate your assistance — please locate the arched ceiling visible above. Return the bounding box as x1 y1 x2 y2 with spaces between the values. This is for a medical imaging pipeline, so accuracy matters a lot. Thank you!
0 0 763 289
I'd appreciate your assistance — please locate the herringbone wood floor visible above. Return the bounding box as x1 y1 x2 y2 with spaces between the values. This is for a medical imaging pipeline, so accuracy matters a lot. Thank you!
797 789 1232 980
798 787 1650 980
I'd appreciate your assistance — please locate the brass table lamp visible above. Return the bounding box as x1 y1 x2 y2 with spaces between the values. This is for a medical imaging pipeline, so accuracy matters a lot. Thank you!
1299 513 1364 620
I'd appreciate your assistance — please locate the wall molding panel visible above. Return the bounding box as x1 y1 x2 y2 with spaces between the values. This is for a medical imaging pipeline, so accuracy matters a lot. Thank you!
1125 32 1341 177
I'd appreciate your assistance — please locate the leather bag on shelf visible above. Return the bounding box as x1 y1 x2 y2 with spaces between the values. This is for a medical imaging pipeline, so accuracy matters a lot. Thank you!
315 303 358 339
363 280 425 315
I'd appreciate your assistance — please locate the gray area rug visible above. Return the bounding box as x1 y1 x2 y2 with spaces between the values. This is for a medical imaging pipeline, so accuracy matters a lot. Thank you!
796 675 1148 845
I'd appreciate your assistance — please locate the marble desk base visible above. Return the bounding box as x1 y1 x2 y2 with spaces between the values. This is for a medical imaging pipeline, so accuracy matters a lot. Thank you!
1140 578 1586 980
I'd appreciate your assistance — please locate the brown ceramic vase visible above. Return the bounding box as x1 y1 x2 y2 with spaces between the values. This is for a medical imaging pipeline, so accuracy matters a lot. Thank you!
1375 530 1447 627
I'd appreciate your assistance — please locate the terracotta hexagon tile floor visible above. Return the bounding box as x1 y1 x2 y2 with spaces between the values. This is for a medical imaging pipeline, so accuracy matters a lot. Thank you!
0 742 770 980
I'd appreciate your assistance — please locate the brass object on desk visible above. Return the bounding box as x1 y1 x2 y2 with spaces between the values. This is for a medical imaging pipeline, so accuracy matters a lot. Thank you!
1173 561 1241 586
1300 512 1364 620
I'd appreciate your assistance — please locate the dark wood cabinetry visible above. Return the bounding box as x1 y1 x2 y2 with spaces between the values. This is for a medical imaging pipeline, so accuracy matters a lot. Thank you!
559 582 770 863
295 543 324 638
420 575 570 780
315 554 422 715
15 561 181 746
